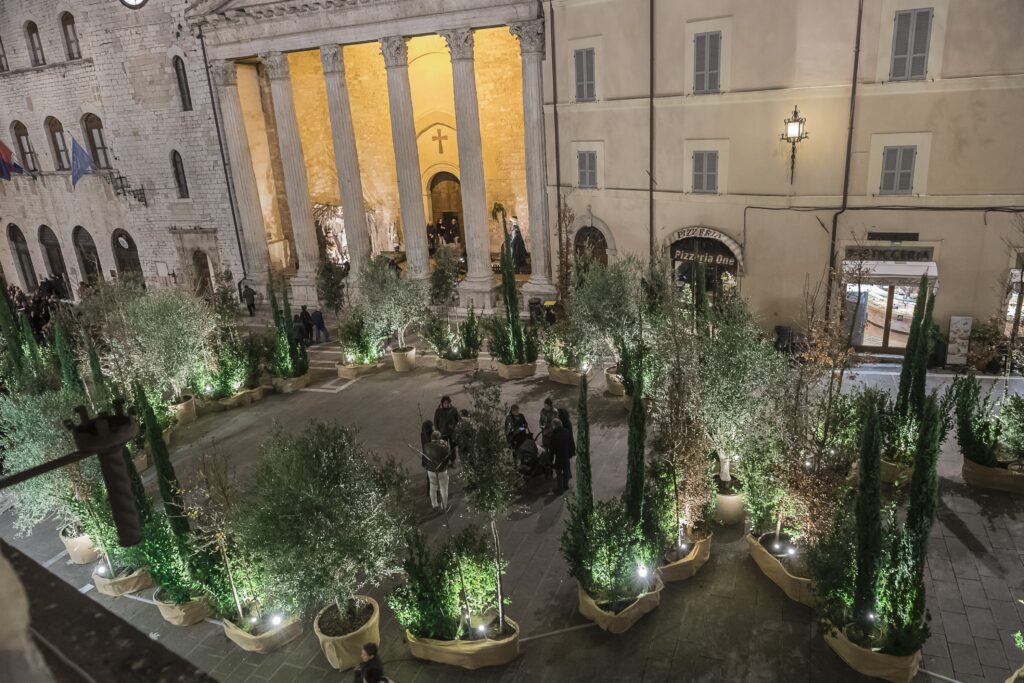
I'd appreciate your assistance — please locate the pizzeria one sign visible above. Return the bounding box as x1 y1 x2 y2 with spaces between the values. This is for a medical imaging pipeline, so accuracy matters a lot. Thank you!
669 227 742 270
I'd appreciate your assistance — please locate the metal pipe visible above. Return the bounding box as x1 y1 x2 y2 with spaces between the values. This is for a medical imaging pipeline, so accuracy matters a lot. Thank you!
648 0 656 259
549 0 564 285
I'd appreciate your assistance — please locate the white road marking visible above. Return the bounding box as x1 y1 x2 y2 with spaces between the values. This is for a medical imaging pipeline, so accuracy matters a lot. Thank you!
43 549 68 568
79 583 94 594
300 376 362 394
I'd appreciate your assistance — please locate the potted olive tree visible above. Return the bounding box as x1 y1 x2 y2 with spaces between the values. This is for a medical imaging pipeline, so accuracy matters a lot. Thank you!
541 318 592 386
233 423 412 670
361 256 426 372
421 305 483 373
336 305 389 379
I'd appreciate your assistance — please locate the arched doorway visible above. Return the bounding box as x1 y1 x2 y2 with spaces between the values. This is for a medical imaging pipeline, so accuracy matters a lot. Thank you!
73 226 103 284
112 229 143 280
428 172 465 247
8 223 38 290
38 225 70 297
574 225 609 266
669 227 741 296
192 249 213 297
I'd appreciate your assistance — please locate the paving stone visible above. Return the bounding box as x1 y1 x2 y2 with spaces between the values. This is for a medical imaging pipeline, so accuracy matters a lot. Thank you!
944 611 977 645
948 641 984 676
975 636 1009 669
967 606 1000 640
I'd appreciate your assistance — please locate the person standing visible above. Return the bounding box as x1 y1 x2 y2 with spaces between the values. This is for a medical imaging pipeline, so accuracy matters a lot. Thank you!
299 305 314 344
242 285 257 316
291 314 307 349
311 308 329 343
424 431 453 511
539 398 557 451
550 418 574 494
352 643 384 683
511 224 529 274
505 404 529 450
433 396 460 446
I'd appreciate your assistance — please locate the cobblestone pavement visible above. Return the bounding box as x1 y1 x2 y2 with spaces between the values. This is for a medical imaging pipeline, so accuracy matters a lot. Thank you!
4 353 1024 683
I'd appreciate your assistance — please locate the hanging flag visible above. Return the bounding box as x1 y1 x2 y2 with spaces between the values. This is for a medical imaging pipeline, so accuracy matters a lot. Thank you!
0 140 23 181
70 136 93 189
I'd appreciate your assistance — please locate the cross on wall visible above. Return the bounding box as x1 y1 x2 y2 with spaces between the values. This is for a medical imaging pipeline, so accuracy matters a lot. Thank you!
432 127 448 154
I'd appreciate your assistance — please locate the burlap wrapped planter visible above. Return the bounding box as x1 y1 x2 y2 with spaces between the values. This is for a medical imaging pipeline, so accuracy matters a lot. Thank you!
1006 664 1024 682
439 357 479 373
496 362 537 380
880 459 913 485
336 362 385 380
547 365 590 386
746 534 815 607
172 395 197 427
196 386 270 415
272 372 310 393
391 347 417 372
154 590 214 626
605 366 626 396
962 458 1024 494
314 597 380 671
823 629 921 683
406 618 520 669
658 533 712 582
577 577 664 634
92 567 154 597
714 492 745 525
59 528 99 565
223 616 303 653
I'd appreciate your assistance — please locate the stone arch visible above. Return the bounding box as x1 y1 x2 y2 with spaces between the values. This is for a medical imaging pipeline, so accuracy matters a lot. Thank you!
111 229 143 279
667 225 744 274
570 210 617 259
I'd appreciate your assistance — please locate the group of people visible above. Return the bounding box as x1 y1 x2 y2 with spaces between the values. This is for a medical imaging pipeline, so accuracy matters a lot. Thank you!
7 280 65 342
426 217 463 255
513 398 576 494
290 305 330 346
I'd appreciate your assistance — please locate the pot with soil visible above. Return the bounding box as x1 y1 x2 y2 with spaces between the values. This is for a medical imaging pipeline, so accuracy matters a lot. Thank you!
577 576 664 634
154 589 214 626
713 475 745 525
92 566 154 597
823 627 921 683
605 365 626 396
746 533 814 607
336 362 386 380
406 617 520 669
223 615 303 653
547 365 590 386
59 525 99 565
880 458 913 485
314 597 380 671
172 394 197 426
391 347 417 372
496 361 537 380
657 531 712 583
272 372 311 393
962 458 1024 495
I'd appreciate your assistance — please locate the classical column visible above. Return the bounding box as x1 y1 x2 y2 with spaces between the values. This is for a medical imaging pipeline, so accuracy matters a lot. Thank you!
211 60 270 284
260 51 319 300
380 36 429 279
510 19 555 297
441 28 494 308
320 45 370 289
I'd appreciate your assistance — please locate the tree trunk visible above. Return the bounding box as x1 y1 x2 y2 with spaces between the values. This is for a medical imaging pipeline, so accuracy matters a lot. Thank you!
719 453 731 482
220 542 245 625
490 518 505 635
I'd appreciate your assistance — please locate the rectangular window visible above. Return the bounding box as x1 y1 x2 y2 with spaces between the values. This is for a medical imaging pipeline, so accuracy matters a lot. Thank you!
29 31 45 67
890 8 932 81
0 39 8 72
694 31 721 94
574 48 596 101
880 145 916 194
17 135 38 172
90 128 110 169
54 132 70 170
692 150 718 193
577 151 597 188
64 23 81 60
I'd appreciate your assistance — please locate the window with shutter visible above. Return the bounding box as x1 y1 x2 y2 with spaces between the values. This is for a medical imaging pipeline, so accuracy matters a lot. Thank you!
0 39 9 72
694 31 721 94
692 151 719 193
62 14 81 60
47 118 70 171
578 151 597 188
890 8 932 81
174 57 193 111
880 145 916 195
26 22 45 66
12 122 38 172
172 151 189 199
574 48 596 101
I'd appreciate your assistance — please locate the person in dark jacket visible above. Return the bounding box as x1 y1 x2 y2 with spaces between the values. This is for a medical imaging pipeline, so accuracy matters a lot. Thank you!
505 404 529 450
424 431 453 510
311 308 329 343
291 315 307 348
510 224 529 274
353 643 384 683
539 397 557 450
433 396 460 445
550 418 574 494
242 285 257 316
299 305 314 343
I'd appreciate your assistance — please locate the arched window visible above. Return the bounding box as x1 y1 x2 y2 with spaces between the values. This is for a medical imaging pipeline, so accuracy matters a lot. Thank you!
46 117 70 171
173 56 193 111
72 226 103 284
38 225 70 295
11 121 38 172
8 224 38 290
82 114 110 169
171 150 189 198
112 229 143 278
61 13 81 60
574 225 609 266
25 21 45 66
0 38 9 72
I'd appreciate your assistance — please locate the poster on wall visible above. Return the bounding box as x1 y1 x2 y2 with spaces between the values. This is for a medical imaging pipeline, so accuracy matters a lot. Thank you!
947 316 973 367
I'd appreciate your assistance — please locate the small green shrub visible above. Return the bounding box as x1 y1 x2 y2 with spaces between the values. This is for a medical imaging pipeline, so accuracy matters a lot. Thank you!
429 245 461 306
1000 395 1024 459
952 374 1001 467
338 307 385 365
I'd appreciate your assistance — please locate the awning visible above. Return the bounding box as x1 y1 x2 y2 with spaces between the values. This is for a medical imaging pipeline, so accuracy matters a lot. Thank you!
843 260 938 285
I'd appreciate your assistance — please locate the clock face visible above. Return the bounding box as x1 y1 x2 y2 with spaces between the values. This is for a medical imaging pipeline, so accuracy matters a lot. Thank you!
120 0 148 7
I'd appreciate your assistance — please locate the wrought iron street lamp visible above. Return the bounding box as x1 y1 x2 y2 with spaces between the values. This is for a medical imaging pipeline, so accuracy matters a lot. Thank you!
780 105 808 184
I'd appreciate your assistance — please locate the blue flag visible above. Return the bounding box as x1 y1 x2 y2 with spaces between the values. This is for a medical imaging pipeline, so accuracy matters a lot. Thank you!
70 137 93 189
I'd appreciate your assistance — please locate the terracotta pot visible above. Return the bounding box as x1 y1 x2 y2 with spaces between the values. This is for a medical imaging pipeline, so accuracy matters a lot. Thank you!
577 577 664 634
962 458 1024 494
880 459 913 485
605 365 626 396
314 597 380 671
714 492 745 525
132 450 151 475
658 533 712 582
391 347 417 372
496 362 537 380
59 528 99 565
272 372 310 393
438 357 479 373
154 589 214 626
223 616 303 653
823 628 921 683
746 534 815 607
336 362 385 380
406 618 520 669
92 566 154 597
172 395 196 427
547 365 591 386
162 427 173 447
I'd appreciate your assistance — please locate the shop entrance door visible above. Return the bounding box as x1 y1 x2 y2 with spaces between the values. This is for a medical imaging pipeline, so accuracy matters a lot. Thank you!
846 283 920 352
